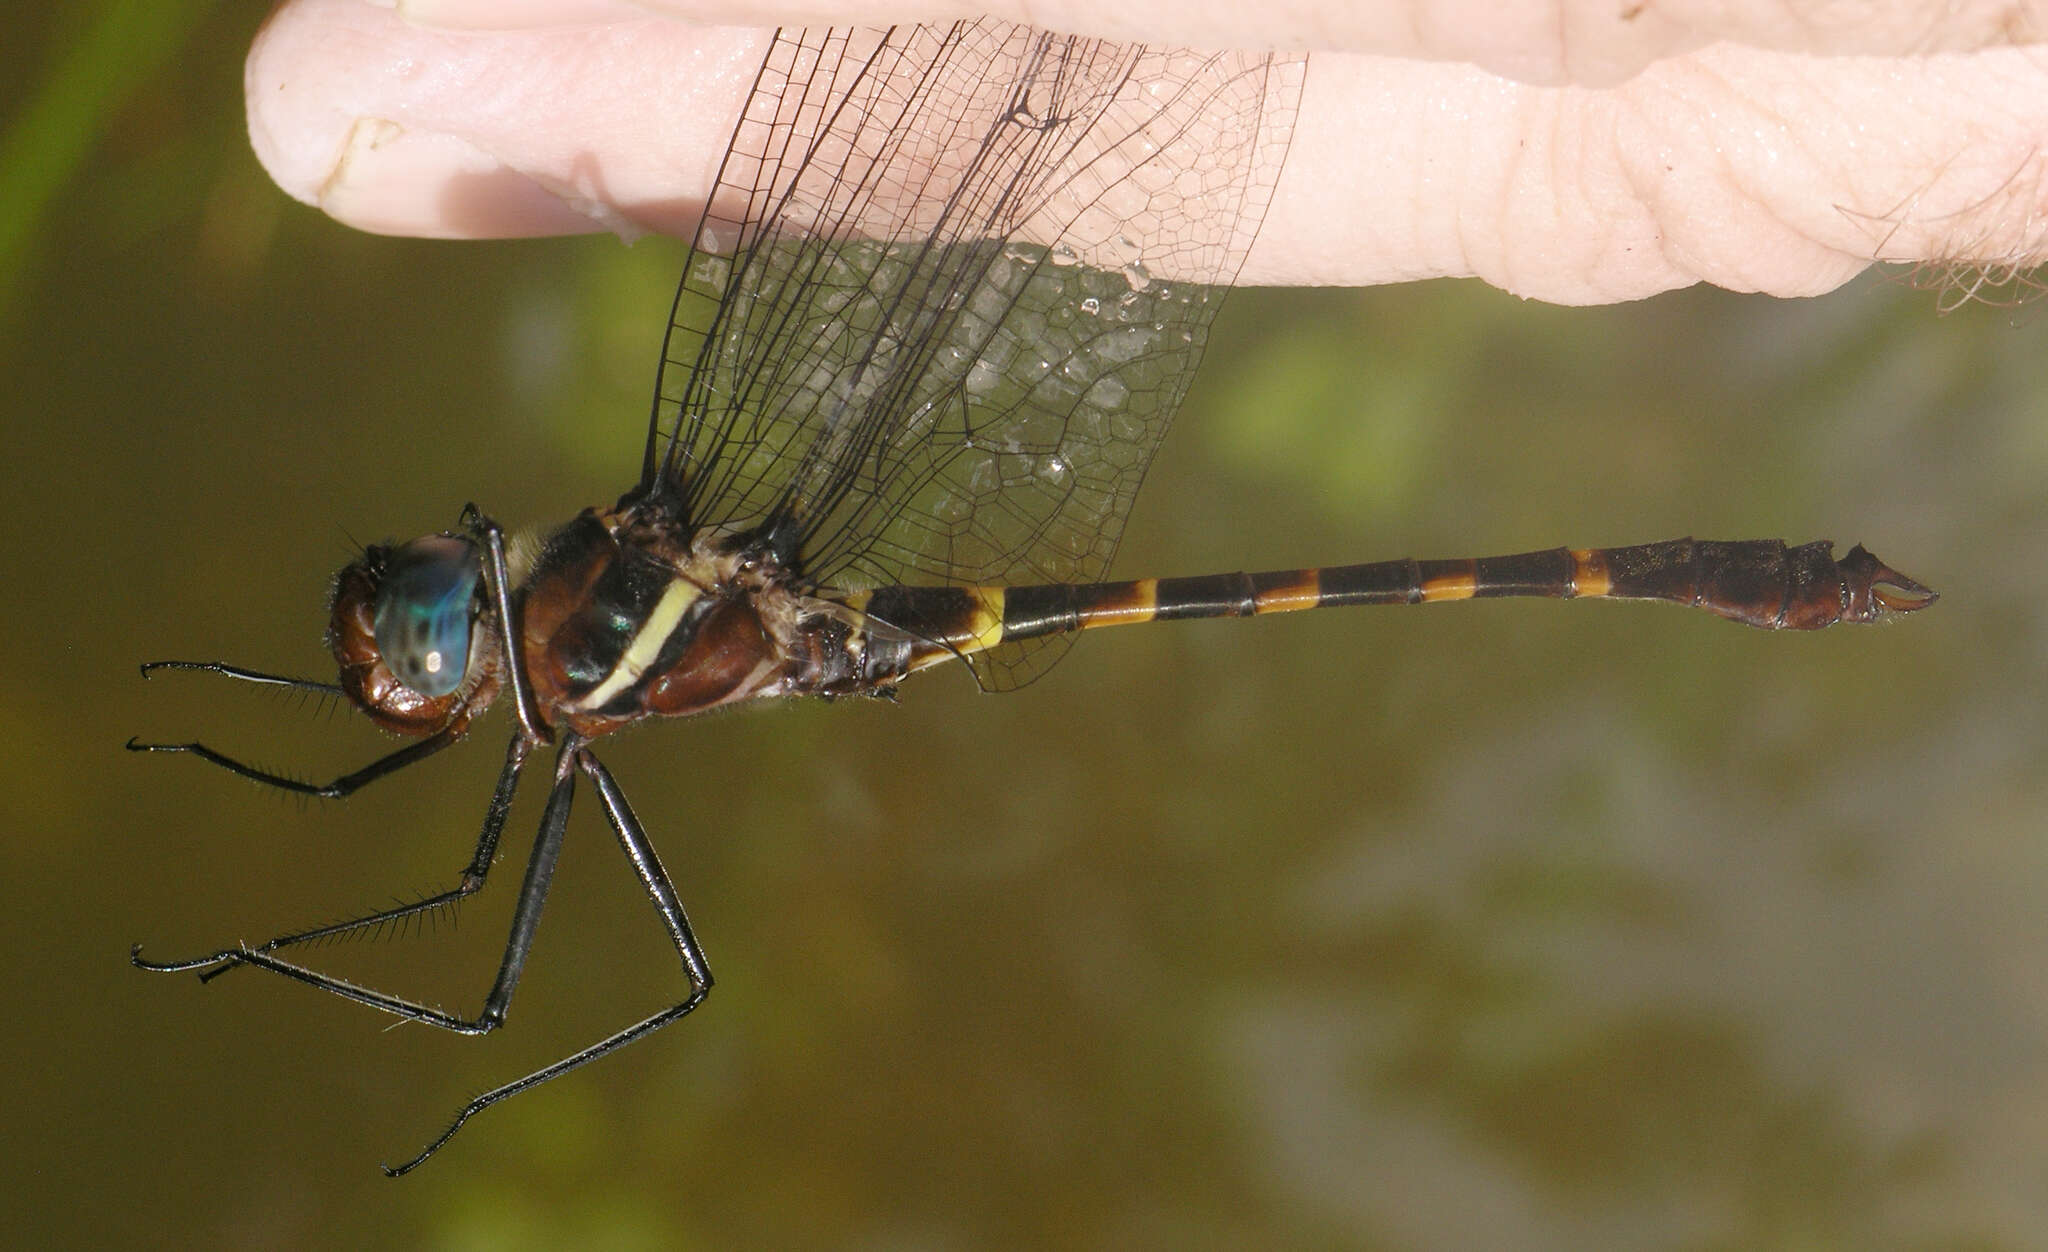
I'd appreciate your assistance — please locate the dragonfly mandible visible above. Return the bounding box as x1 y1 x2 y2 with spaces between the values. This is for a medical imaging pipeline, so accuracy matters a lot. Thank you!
130 20 1936 1176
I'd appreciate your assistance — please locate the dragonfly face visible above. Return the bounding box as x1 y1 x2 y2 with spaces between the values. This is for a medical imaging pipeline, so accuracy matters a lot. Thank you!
366 535 481 699
329 534 499 737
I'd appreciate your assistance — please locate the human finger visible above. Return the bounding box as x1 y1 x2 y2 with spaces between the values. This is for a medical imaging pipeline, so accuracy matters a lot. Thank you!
248 0 2048 301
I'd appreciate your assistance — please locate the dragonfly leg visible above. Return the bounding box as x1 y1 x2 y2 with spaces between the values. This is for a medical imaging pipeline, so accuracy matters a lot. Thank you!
132 734 534 982
132 734 576 1045
384 746 713 1177
461 503 549 744
132 659 471 799
138 659 343 696
125 729 460 799
130 660 463 798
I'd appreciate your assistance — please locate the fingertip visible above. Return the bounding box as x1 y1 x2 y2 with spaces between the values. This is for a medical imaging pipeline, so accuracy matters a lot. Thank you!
247 0 755 240
245 0 628 237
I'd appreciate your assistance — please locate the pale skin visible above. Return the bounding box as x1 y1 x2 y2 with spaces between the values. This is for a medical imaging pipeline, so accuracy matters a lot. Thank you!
248 0 2048 303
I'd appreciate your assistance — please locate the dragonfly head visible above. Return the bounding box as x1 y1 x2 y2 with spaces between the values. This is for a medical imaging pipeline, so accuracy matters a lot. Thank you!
329 534 500 734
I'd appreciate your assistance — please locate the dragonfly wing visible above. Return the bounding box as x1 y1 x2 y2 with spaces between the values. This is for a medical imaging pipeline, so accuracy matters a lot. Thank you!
643 22 1302 689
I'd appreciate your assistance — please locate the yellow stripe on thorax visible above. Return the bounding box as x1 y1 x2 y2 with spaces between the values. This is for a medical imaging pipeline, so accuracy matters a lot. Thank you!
576 578 702 709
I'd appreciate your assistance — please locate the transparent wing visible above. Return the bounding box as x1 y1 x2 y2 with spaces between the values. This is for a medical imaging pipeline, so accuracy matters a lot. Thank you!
642 21 1302 688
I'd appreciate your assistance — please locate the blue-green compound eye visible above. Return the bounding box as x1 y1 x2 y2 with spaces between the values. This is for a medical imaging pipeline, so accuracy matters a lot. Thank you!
372 535 482 697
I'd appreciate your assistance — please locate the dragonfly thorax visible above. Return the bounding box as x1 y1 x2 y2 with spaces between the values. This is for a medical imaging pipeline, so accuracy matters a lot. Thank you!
515 507 826 739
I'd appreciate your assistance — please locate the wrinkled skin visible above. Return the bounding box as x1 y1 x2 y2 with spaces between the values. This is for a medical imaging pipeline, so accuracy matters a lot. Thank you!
249 0 2048 304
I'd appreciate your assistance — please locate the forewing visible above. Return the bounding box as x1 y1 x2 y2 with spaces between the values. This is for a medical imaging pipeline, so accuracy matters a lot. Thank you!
645 21 1301 688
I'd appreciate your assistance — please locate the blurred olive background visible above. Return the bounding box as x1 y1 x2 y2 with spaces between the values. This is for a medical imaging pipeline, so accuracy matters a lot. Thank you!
8 5 2045 1250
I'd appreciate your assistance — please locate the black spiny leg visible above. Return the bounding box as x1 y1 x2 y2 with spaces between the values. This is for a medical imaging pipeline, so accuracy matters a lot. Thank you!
131 733 535 982
384 746 713 1177
133 735 580 1057
127 661 462 798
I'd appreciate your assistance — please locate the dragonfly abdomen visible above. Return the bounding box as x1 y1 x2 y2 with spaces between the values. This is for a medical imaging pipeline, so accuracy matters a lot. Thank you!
851 537 1936 677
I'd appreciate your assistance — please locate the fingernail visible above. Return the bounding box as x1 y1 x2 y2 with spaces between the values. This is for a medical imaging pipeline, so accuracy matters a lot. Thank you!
321 117 612 238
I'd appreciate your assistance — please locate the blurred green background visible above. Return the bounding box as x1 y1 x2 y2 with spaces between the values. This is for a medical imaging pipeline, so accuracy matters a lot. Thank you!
7 4 2044 1249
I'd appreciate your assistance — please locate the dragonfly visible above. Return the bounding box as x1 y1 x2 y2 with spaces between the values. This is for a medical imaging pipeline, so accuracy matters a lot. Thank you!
131 21 1937 1176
